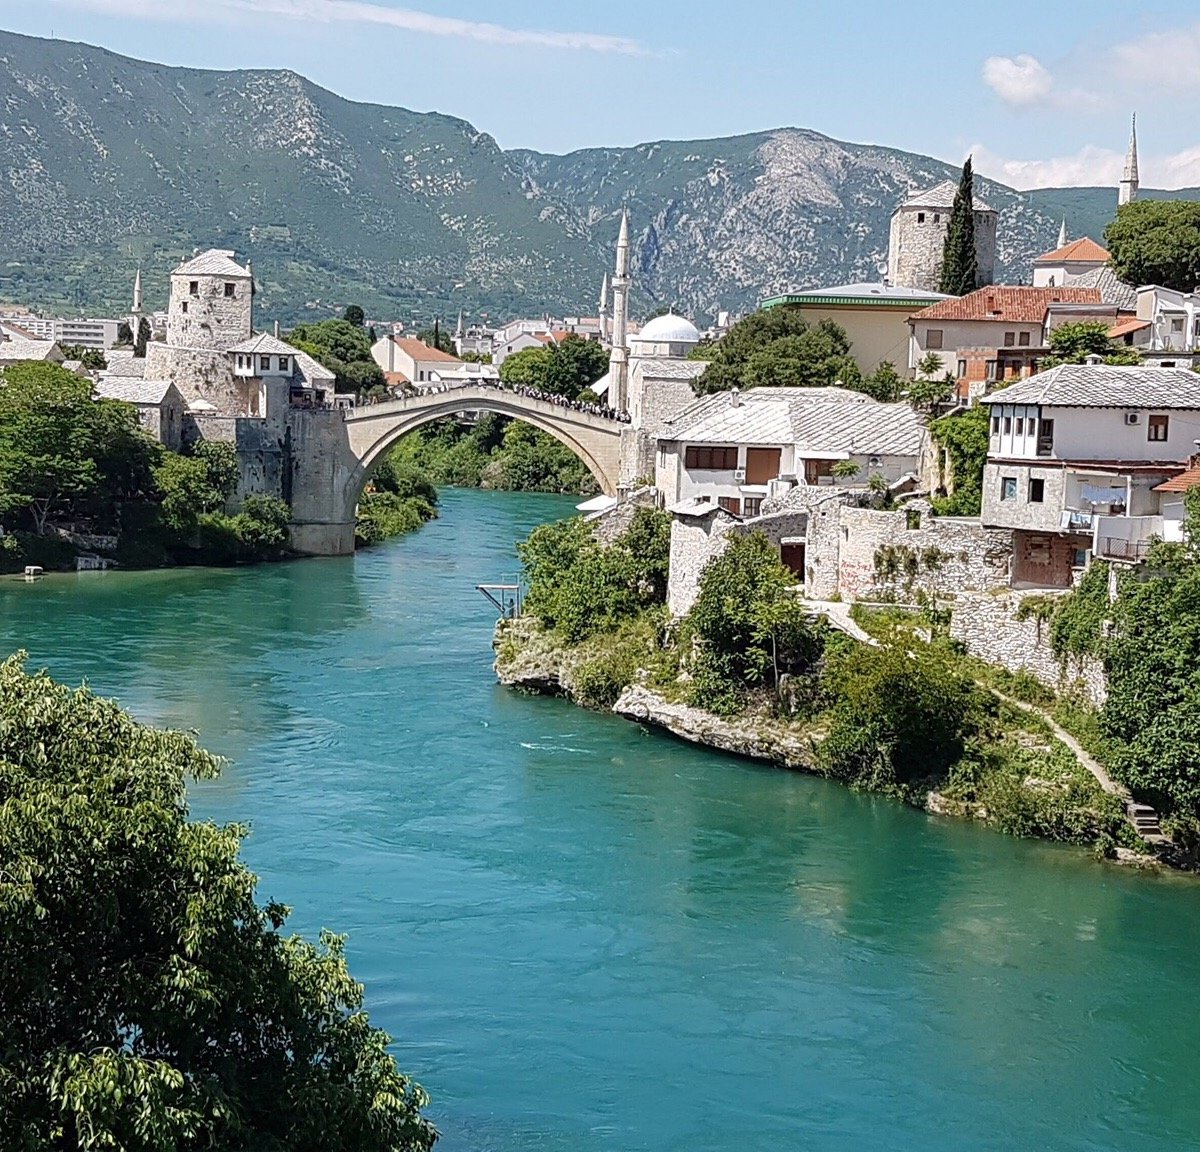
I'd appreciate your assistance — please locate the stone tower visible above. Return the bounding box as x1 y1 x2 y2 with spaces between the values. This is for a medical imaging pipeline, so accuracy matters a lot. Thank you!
887 181 997 293
166 249 253 350
1119 114 1139 207
608 210 631 412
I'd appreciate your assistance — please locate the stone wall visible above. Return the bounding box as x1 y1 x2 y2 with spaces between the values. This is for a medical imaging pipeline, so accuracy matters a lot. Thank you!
167 272 252 350
667 512 731 616
888 206 997 293
950 590 1108 706
144 344 245 416
836 502 1012 601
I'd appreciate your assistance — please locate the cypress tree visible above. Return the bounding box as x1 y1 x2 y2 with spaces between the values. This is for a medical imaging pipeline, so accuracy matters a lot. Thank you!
939 156 979 296
133 316 151 358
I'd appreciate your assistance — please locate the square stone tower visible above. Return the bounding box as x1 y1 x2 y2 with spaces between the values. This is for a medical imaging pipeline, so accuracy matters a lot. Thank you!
166 249 253 350
887 181 997 293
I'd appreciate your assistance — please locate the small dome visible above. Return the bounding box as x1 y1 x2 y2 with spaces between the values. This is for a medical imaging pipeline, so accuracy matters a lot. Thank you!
634 313 702 345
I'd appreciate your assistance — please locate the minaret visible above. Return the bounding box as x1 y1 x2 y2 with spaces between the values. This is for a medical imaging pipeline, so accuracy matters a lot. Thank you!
129 267 143 338
608 210 631 412
598 272 610 344
455 309 465 351
1057 219 1067 249
1119 114 1139 207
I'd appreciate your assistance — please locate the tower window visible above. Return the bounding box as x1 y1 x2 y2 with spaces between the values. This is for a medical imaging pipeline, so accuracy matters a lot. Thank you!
916 212 926 224
224 283 235 297
181 302 188 314
189 281 198 295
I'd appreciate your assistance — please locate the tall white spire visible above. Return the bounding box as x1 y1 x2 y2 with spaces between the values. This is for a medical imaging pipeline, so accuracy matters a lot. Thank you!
1119 113 1139 207
455 309 465 340
131 267 143 316
608 209 631 412
1057 219 1067 249
598 271 610 343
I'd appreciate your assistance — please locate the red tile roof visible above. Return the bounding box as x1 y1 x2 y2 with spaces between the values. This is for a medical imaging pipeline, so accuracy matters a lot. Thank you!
911 286 1103 324
389 337 460 363
384 370 410 386
1155 467 1200 493
1107 317 1151 339
1034 237 1110 264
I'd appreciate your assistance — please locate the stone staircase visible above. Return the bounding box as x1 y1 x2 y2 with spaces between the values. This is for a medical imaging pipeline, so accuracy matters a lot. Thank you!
1126 802 1168 844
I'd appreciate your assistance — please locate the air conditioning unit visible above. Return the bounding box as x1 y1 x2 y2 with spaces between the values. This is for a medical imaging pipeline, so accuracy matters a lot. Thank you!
732 469 747 482
1124 411 1140 425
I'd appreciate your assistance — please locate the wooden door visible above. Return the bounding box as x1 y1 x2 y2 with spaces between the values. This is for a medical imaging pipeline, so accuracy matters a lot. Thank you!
746 447 782 485
780 543 806 579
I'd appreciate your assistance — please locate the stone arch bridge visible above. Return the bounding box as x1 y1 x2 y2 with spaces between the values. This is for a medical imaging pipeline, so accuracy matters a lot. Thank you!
288 385 626 555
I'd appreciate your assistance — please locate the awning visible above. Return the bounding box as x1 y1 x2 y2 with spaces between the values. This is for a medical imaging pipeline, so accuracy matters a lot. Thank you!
576 494 618 513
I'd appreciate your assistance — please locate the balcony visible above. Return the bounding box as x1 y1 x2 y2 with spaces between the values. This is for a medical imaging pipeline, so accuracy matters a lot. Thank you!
1092 515 1164 564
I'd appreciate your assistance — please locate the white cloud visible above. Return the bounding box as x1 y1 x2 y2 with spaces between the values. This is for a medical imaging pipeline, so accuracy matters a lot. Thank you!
982 54 1054 106
972 143 1200 191
51 0 649 54
1111 23 1200 90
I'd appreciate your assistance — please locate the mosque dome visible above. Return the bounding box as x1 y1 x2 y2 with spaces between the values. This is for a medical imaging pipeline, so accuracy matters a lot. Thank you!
633 313 702 345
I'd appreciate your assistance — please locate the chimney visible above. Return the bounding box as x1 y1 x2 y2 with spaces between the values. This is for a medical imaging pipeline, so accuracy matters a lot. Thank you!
273 319 280 338
1084 354 1105 366
730 387 741 408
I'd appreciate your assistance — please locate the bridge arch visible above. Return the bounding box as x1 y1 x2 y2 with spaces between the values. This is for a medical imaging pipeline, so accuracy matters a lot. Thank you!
339 387 624 525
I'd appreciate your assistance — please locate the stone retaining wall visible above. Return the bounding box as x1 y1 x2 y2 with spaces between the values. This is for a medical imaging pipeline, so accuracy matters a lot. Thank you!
950 591 1108 706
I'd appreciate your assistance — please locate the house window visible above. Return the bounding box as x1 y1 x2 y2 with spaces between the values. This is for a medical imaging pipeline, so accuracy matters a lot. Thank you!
1172 318 1185 332
933 213 940 224
917 212 926 224
1148 414 1169 442
742 497 763 518
1003 416 1012 434
987 360 1001 381
958 359 968 378
1073 548 1090 568
991 415 1000 435
717 496 741 515
1029 478 1045 503
925 329 943 350
1037 418 1054 457
189 280 199 295
1015 418 1024 435
1004 331 1016 347
1018 331 1031 347
1001 477 1017 501
277 356 289 372
224 283 235 297
685 446 739 470
259 356 270 372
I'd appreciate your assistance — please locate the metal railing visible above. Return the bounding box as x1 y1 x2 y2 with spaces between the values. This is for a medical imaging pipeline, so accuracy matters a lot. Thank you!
1096 536 1153 562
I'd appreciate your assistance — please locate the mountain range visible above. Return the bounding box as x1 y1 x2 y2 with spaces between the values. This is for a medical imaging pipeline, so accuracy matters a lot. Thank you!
1 29 1197 327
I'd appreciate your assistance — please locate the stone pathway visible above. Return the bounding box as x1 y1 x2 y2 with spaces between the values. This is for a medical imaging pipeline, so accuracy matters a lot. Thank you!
806 599 1167 845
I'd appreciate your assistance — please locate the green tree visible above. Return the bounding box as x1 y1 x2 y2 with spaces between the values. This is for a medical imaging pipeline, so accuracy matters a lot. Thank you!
152 443 237 535
856 360 903 402
416 325 455 354
688 532 825 715
343 303 366 327
0 363 102 534
0 654 436 1151
115 321 133 347
498 347 551 388
133 316 151 358
929 404 990 515
693 308 809 394
1041 321 1142 368
1105 200 1200 292
542 335 609 399
818 637 983 789
58 345 108 371
939 156 981 296
289 320 383 396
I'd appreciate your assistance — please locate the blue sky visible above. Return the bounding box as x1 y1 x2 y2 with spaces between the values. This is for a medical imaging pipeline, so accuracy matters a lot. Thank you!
3 0 1199 188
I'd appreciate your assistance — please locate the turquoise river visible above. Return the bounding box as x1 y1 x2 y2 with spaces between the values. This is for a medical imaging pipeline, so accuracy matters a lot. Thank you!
3 488 1200 1151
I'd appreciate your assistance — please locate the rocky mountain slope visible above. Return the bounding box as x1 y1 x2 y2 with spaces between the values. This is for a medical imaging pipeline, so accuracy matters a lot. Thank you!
0 29 1177 325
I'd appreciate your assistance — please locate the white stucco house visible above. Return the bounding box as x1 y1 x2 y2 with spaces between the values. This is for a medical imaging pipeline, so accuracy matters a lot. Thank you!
655 386 927 516
980 363 1200 586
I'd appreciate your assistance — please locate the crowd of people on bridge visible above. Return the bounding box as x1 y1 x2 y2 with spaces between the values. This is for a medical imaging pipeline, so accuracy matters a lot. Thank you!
377 375 630 421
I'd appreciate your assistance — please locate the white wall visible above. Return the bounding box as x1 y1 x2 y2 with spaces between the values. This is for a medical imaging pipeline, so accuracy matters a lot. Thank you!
988 402 1200 463
910 319 1044 373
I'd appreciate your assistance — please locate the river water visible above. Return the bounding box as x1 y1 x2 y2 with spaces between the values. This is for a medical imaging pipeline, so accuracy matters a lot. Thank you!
3 487 1199 1151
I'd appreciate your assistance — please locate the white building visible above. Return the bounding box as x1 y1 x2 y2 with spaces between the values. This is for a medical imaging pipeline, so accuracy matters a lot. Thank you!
1031 237 1110 288
371 334 465 389
981 364 1200 586
656 386 926 515
1135 285 1200 366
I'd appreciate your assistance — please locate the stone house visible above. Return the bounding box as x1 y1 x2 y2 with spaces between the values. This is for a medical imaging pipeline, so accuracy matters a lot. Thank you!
655 386 927 517
1134 285 1200 367
0 336 66 366
95 378 187 451
980 364 1200 587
